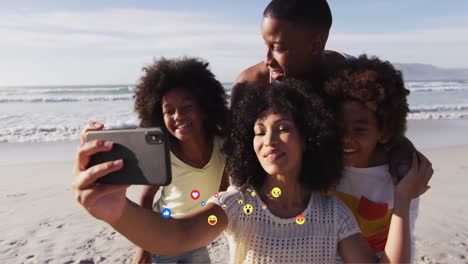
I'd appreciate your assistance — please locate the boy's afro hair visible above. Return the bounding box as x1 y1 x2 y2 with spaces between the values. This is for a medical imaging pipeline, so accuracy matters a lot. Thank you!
323 54 410 145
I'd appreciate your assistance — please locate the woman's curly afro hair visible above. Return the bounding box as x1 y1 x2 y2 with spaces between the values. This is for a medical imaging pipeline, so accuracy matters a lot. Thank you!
224 79 343 192
323 54 410 146
133 57 228 139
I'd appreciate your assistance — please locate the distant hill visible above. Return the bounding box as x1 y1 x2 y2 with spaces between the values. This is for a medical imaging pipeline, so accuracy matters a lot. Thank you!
394 63 468 81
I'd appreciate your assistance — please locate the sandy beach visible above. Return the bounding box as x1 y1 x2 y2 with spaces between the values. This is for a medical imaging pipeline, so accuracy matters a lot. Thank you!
1 119 468 264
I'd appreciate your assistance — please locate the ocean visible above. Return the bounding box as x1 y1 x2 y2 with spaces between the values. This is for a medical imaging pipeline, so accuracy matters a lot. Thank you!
1 81 467 143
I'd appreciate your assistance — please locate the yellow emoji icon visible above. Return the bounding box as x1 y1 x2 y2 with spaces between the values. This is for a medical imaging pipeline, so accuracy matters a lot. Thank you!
251 191 256 197
238 199 243 205
271 187 282 198
243 204 254 215
222 204 227 209
208 215 218 226
261 203 267 209
296 214 305 225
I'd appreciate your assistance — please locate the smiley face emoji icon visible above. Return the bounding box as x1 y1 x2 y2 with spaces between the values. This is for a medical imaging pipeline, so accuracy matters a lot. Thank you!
222 204 227 209
243 204 253 215
238 199 243 205
296 214 305 225
271 187 282 198
208 215 217 226
251 191 256 197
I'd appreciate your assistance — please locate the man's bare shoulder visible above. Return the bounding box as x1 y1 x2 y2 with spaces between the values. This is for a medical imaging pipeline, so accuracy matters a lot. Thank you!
234 62 269 85
231 62 269 106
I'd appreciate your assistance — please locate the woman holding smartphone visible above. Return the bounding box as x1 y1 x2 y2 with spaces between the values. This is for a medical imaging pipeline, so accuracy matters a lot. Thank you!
73 80 431 263
78 57 229 263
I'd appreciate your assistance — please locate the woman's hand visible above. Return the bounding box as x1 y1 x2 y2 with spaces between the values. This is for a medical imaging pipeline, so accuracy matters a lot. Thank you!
72 122 129 224
395 152 433 200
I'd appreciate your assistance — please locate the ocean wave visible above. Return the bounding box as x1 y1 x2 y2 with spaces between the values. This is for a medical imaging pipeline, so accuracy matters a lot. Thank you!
409 86 468 92
406 80 468 92
0 86 132 95
406 81 467 88
2 111 467 143
0 95 133 103
2 81 468 143
407 103 468 120
411 104 468 113
0 123 138 143
408 112 468 120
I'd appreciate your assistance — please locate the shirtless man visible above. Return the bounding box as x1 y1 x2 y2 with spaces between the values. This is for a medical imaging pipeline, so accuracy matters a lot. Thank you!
231 0 348 105
232 0 429 183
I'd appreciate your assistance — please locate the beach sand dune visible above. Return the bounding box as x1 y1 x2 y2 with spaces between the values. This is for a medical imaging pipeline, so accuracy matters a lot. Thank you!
0 144 467 263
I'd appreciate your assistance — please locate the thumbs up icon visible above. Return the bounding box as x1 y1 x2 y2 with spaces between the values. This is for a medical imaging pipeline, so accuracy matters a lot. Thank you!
162 208 172 219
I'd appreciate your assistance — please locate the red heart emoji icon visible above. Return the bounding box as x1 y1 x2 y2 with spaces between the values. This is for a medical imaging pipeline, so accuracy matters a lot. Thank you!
191 190 200 200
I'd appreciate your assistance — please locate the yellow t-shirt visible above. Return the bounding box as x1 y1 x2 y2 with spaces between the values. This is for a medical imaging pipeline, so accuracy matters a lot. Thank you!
153 137 225 218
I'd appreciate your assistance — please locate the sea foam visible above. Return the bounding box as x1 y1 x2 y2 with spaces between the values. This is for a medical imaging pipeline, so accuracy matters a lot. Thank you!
1 81 467 143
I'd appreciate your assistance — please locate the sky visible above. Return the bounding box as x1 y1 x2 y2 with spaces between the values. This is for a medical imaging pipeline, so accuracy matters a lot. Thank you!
1 0 467 86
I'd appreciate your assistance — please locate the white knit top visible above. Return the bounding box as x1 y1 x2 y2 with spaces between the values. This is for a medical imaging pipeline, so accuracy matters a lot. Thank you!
208 186 361 264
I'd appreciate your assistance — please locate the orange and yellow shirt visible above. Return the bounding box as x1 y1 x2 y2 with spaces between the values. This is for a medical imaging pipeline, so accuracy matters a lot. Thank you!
329 165 419 260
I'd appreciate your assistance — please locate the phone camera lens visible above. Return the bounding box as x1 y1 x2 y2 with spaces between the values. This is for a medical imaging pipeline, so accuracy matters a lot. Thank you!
146 132 164 144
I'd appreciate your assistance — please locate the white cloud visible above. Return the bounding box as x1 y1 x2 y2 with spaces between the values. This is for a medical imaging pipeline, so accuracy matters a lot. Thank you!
0 9 233 35
0 8 467 85
0 8 264 85
0 9 261 50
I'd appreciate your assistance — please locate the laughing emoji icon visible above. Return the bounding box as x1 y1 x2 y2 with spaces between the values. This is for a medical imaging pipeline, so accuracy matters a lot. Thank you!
208 215 218 226
296 214 305 225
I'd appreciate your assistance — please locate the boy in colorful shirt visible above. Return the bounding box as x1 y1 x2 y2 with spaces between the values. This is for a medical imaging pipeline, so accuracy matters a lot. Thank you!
324 55 420 262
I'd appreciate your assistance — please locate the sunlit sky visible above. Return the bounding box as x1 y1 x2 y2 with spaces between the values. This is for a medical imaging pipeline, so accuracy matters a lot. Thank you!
1 0 467 86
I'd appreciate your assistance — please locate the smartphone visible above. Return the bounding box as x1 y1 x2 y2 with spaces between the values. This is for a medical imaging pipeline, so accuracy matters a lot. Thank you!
85 127 172 185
